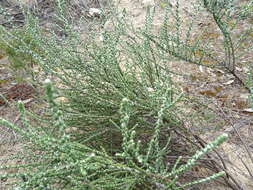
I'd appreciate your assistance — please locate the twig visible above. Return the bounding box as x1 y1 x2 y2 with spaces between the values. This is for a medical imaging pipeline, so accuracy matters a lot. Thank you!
170 123 242 190
218 105 253 173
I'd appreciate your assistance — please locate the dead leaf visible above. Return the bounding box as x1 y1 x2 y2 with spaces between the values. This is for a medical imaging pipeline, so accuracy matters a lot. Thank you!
199 65 204 72
233 99 248 109
216 69 225 74
199 85 222 97
0 79 11 87
55 97 68 103
0 54 5 59
202 59 215 65
223 80 234 85
217 93 229 100
243 108 253 113
199 89 217 97
200 32 220 40
88 8 101 17
235 67 243 72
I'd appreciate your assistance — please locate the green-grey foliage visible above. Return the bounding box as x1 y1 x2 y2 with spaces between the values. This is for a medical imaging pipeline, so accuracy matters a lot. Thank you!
0 80 227 189
1 0 252 189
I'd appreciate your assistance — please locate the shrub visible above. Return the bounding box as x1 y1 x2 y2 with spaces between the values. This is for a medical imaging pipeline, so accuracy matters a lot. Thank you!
1 0 252 189
0 80 227 189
